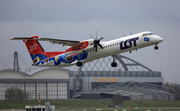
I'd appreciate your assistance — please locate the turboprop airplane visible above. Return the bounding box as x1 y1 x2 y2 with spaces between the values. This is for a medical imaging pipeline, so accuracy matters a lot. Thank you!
10 31 163 67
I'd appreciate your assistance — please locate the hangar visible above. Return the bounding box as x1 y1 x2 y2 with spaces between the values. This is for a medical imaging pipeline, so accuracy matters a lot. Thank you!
0 54 174 100
0 68 69 100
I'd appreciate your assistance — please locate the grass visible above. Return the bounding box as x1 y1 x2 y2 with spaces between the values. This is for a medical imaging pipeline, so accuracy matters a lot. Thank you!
0 100 111 109
0 100 180 109
124 101 180 107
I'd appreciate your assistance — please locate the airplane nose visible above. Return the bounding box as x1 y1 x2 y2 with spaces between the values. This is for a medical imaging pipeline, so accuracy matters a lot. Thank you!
151 35 163 43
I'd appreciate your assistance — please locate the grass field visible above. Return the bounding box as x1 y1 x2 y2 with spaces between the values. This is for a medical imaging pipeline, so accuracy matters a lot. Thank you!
124 101 180 107
0 100 180 110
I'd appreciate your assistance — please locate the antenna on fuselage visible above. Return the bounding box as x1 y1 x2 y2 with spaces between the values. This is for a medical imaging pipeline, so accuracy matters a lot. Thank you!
130 31 132 35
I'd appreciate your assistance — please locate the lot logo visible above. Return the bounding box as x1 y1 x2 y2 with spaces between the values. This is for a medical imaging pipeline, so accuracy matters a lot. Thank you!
120 37 139 50
144 37 150 41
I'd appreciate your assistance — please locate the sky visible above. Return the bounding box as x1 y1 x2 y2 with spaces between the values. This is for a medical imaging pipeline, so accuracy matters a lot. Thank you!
0 0 180 83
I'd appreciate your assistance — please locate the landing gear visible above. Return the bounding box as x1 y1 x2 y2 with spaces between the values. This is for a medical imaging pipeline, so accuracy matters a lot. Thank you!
154 44 159 50
111 62 117 67
76 61 82 66
111 55 117 67
76 53 83 67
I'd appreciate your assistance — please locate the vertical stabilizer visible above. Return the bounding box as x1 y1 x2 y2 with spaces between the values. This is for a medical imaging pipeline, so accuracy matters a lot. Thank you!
23 36 48 62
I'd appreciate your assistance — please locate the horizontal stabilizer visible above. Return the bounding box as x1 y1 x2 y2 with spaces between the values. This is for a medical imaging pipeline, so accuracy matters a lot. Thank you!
10 37 37 40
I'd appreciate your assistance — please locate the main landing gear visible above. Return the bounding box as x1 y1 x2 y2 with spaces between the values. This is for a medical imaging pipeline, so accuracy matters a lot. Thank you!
76 53 83 67
76 61 82 66
111 55 117 67
154 44 159 50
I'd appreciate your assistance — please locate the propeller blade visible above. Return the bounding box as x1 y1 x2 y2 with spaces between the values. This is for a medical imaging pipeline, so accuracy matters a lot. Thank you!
90 34 94 39
95 44 98 52
90 43 94 45
96 30 97 39
98 43 103 49
99 37 104 40
90 31 104 52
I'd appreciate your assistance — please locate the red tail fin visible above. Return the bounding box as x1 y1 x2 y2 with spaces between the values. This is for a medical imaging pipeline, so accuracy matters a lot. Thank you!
24 36 44 54
23 36 46 61
11 36 65 64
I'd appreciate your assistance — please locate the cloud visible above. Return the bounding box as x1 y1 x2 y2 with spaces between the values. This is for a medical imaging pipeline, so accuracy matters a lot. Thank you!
0 0 180 82
1 0 180 23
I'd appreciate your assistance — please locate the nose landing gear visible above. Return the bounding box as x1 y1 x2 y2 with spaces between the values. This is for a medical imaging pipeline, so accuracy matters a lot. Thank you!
154 44 159 50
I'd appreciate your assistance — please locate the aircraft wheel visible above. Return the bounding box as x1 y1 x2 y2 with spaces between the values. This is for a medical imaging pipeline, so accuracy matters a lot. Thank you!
111 62 117 67
154 45 158 50
76 62 82 66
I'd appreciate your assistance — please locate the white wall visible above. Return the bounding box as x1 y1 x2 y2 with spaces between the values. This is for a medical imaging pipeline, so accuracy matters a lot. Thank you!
0 70 27 79
30 68 69 79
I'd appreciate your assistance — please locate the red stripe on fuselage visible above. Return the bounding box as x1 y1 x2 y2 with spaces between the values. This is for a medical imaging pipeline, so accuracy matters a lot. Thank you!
65 41 89 52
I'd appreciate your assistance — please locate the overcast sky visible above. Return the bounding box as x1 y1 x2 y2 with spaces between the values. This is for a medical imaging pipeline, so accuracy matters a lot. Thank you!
0 0 180 83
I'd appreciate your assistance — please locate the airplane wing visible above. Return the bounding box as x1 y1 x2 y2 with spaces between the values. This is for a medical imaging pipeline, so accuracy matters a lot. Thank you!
11 37 83 47
39 38 83 46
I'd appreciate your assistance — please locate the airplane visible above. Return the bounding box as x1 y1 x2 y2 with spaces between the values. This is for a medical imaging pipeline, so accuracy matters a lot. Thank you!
10 31 163 67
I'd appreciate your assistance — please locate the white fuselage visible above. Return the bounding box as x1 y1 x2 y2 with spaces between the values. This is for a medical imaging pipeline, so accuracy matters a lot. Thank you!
36 31 163 67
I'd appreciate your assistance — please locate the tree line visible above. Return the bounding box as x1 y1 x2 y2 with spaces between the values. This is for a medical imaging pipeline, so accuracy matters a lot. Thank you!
163 82 180 100
5 87 29 100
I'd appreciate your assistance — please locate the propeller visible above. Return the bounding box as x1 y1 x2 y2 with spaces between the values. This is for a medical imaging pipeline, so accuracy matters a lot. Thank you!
90 31 104 52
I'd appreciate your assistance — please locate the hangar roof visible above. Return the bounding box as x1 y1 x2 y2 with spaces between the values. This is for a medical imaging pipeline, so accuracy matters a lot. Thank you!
0 68 69 80
0 70 28 79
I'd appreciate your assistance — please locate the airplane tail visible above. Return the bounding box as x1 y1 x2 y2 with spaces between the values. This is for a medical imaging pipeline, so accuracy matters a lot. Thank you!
11 36 64 65
24 36 47 62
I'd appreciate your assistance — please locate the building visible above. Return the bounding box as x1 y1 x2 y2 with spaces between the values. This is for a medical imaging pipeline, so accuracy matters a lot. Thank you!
0 68 69 100
0 55 173 100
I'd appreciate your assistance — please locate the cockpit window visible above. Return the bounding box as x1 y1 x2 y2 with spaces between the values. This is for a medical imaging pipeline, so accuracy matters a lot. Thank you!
142 33 153 36
148 33 153 35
